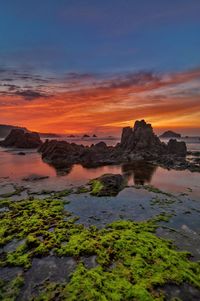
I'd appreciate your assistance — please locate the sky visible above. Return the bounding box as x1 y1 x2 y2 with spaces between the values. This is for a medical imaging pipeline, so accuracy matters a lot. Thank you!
0 0 200 135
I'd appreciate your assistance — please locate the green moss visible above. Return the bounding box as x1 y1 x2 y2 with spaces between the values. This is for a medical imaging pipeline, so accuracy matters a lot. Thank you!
76 186 90 194
36 218 200 301
150 197 176 207
90 180 104 196
0 274 24 301
1 197 200 300
53 189 73 198
0 198 77 268
134 185 173 197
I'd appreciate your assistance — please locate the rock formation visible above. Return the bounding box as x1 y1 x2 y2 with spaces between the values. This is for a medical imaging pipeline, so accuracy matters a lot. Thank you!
38 119 189 171
160 131 181 139
0 129 42 149
120 120 165 155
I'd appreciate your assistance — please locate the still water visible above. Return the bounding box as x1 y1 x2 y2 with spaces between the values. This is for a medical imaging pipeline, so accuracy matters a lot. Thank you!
0 139 200 197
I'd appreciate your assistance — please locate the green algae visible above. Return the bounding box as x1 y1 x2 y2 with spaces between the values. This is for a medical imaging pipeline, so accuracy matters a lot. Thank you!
0 198 78 268
35 218 200 300
133 185 173 197
0 274 24 301
53 189 73 198
1 197 200 300
150 197 176 208
90 180 104 196
75 186 90 194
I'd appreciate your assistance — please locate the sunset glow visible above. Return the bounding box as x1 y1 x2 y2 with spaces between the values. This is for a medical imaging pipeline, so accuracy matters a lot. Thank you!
0 69 200 135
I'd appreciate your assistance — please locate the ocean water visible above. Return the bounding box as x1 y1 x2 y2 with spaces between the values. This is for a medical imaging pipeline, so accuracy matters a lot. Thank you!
0 137 200 196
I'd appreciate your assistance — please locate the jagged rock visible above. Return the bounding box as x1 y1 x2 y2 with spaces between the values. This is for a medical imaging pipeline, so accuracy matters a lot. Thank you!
38 119 189 172
120 120 186 158
120 120 165 154
89 174 126 196
0 129 42 149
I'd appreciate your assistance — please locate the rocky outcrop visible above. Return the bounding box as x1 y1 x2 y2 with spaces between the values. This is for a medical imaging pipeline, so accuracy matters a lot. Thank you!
167 139 187 157
39 139 85 168
120 120 165 155
160 131 181 139
89 174 126 196
39 139 115 169
119 120 186 160
38 119 190 171
0 129 42 149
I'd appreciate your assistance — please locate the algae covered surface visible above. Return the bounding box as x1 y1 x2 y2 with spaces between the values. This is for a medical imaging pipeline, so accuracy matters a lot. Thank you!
0 195 200 301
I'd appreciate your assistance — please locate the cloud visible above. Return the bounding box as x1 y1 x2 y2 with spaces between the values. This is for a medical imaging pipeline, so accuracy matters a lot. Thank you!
0 67 200 134
14 90 48 100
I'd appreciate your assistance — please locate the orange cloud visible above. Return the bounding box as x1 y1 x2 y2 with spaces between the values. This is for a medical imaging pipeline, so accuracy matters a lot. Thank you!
0 68 200 135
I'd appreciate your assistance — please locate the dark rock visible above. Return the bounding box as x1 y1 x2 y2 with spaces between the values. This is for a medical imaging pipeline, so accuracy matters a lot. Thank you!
22 174 49 182
0 129 42 149
167 139 187 157
90 174 126 196
18 152 26 156
39 139 85 169
38 119 191 173
160 130 181 138
82 134 90 138
120 120 165 154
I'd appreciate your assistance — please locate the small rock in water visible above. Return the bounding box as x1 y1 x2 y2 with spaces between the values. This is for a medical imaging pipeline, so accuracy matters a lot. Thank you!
22 174 49 182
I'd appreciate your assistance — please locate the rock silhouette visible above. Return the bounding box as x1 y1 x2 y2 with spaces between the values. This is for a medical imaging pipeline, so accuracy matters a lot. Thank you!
0 129 42 149
39 119 191 171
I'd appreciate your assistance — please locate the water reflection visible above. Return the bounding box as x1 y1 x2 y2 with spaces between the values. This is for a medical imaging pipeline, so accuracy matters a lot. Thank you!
121 161 157 185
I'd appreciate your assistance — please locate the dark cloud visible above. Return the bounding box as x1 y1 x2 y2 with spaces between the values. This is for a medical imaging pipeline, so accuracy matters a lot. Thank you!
104 71 160 89
15 90 48 100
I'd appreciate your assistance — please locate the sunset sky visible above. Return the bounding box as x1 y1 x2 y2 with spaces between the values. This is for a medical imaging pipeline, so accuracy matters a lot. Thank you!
0 0 200 135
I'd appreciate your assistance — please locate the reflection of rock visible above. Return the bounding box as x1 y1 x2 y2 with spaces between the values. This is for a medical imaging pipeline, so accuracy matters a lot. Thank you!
0 129 42 149
55 165 73 176
121 162 157 185
90 174 126 196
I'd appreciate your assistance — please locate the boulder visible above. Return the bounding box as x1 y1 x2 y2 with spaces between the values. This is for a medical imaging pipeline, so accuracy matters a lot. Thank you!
0 129 42 149
89 174 126 196
167 139 187 157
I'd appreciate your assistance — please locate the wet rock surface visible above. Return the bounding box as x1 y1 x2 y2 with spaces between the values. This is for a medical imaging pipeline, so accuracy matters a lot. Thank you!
89 173 126 196
18 257 76 301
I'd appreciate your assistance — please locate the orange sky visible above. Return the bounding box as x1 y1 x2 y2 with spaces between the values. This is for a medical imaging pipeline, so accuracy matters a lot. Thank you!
0 68 200 136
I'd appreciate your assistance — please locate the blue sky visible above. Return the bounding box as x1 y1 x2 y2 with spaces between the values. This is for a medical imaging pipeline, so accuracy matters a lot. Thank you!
0 0 200 75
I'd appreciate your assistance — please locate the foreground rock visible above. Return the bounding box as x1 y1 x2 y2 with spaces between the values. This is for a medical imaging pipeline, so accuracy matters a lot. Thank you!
38 119 198 172
0 129 42 149
89 174 126 196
